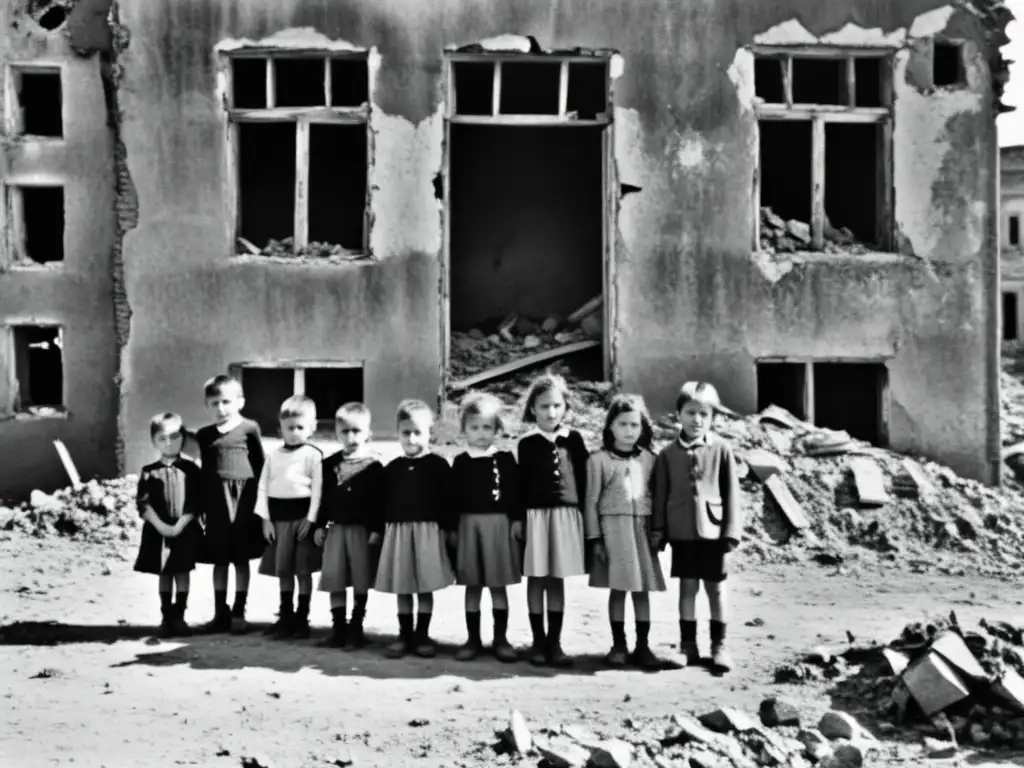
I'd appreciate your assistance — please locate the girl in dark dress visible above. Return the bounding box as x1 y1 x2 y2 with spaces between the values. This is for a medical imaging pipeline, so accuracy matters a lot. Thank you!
134 413 202 638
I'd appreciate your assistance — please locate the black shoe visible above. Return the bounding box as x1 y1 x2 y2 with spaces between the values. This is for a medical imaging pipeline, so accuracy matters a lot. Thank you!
290 617 311 640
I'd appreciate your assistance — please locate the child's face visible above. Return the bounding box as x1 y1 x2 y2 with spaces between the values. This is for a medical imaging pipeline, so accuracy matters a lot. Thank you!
678 400 714 440
336 416 371 455
281 416 315 446
206 388 244 424
531 389 567 432
153 428 183 459
464 413 498 450
398 412 432 456
610 410 643 449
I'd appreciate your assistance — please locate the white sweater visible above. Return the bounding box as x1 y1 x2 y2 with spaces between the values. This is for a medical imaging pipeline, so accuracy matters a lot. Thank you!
254 443 323 523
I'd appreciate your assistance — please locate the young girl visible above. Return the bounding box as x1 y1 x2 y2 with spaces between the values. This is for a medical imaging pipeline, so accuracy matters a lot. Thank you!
375 400 455 658
584 394 666 670
517 373 588 667
651 381 743 672
195 375 267 634
451 392 522 663
134 413 202 638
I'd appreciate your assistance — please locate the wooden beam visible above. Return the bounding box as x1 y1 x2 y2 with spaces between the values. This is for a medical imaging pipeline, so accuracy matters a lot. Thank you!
756 104 888 122
229 105 370 122
266 56 275 109
8 187 25 264
323 56 332 107
293 368 305 395
446 52 613 64
845 57 856 107
753 122 761 250
764 474 809 530
782 56 793 107
810 116 825 251
449 340 600 391
567 295 602 323
558 60 569 118
53 439 82 489
448 58 457 117
448 115 609 127
750 44 895 58
492 60 502 116
804 361 815 425
294 120 310 250
849 456 890 506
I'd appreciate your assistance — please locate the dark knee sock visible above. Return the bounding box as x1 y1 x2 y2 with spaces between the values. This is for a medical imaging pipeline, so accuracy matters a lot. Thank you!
465 611 481 644
493 609 509 642
416 611 433 641
680 619 697 644
635 620 651 648
213 588 228 614
296 593 311 620
610 619 626 647
331 607 347 626
174 591 189 619
279 591 294 619
159 591 173 619
232 590 248 617
528 612 546 645
352 593 368 622
547 610 564 646
710 620 727 646
398 613 414 641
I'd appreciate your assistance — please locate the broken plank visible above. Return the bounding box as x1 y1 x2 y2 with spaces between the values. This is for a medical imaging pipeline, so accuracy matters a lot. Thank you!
743 448 786 482
763 474 809 530
449 340 600 392
1004 441 1024 460
899 458 935 497
53 440 82 489
849 456 890 506
567 295 602 324
902 651 970 716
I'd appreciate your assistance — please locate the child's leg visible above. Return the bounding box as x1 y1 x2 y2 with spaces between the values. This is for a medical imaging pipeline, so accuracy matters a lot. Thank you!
292 574 313 638
173 572 191 628
267 574 296 637
489 587 515 661
413 592 436 657
158 574 174 633
349 589 369 648
545 577 571 666
629 592 660 668
706 578 733 671
387 594 415 658
678 578 701 663
205 564 231 632
457 587 484 659
607 590 628 663
230 561 251 630
321 589 348 648
526 577 546 663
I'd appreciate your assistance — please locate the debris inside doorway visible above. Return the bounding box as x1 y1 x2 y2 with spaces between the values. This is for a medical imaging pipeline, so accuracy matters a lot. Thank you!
758 207 871 255
235 236 366 263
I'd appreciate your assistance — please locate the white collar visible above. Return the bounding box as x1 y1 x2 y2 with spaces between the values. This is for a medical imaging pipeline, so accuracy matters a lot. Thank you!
528 426 571 442
678 433 709 449
466 446 498 458
216 417 243 434
342 449 375 463
402 448 432 460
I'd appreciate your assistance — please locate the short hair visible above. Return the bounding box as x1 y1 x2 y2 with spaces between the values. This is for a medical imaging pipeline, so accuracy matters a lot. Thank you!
459 392 505 434
675 381 721 412
204 374 243 400
522 372 570 424
335 402 371 425
150 412 184 439
602 394 654 451
279 394 317 421
397 399 434 425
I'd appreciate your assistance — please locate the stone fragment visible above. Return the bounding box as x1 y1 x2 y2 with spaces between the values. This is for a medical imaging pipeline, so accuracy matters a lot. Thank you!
542 316 560 333
587 738 634 768
969 722 990 745
786 219 811 243
468 328 485 340
759 697 801 727
523 334 541 349
535 736 590 768
699 707 758 734
665 714 719 746
580 313 602 339
797 729 833 762
817 712 874 742
504 709 531 754
688 752 729 768
820 742 863 768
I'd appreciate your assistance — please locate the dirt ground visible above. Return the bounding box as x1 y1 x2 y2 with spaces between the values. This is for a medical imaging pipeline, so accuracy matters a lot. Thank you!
2 532 1024 768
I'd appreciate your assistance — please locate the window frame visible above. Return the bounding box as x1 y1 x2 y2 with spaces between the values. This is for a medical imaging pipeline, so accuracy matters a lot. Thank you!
222 50 371 257
4 321 67 419
752 46 895 252
1010 214 1020 247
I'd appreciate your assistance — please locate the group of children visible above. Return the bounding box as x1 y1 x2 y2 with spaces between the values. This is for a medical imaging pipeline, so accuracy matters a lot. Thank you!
134 372 743 672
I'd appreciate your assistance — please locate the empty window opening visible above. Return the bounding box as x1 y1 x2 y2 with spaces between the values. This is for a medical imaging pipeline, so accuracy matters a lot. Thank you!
824 123 879 245
566 62 607 119
330 58 369 107
452 61 494 115
853 57 883 107
274 58 326 108
238 367 294 437
792 57 844 105
1005 292 1020 341
759 121 812 224
14 69 62 137
933 41 964 87
756 362 806 420
14 186 64 264
30 0 68 30
1010 215 1020 246
449 124 604 331
238 122 295 248
12 325 63 411
232 58 267 108
813 362 887 445
499 61 561 115
308 123 367 250
305 367 364 432
754 56 785 103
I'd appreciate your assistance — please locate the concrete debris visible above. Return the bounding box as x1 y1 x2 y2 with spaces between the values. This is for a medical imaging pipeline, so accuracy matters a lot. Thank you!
758 207 871 255
235 237 365 262
759 697 801 728
1 477 138 546
698 707 759 734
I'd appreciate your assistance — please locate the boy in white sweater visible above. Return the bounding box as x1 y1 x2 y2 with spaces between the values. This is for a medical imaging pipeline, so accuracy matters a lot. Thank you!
255 395 324 639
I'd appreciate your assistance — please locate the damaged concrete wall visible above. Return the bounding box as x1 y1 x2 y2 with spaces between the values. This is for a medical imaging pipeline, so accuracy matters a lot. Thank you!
0 1 118 498
113 0 1001 483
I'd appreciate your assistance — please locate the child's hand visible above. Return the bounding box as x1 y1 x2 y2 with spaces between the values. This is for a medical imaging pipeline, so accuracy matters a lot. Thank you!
592 540 607 564
313 528 326 547
262 519 275 543
368 532 382 546
297 519 312 541
510 521 523 541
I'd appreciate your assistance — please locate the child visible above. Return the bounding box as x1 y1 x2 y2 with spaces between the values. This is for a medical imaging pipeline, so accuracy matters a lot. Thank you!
255 395 324 639
375 399 455 659
314 402 385 649
134 413 202 637
451 392 522 663
195 375 267 634
584 394 666 670
651 381 743 672
517 373 588 667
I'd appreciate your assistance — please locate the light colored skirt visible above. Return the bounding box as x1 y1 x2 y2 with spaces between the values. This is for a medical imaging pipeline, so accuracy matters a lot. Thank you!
456 513 522 587
589 515 666 592
524 506 586 578
258 518 322 578
374 521 455 594
318 524 375 594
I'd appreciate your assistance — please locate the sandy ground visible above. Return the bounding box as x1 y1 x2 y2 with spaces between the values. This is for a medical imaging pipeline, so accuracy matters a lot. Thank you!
3 532 1024 768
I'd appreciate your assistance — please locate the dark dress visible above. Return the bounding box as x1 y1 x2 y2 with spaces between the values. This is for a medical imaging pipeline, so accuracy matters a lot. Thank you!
134 458 202 575
195 419 267 564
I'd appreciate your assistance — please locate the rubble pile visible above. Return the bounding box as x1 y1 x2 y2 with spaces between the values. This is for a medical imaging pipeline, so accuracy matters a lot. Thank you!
775 614 1024 752
235 236 364 262
0 477 139 545
474 705 880 768
758 207 871 255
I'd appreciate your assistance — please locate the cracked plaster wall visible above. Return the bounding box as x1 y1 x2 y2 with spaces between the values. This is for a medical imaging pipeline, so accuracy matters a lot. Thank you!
111 0 999 483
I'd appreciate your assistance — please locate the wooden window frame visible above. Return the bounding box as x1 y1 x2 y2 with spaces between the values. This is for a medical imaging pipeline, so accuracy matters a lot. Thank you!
4 321 67 419
751 46 895 252
4 62 64 139
222 51 371 256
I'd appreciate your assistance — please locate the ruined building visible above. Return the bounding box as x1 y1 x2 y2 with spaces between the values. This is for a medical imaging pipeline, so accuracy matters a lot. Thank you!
0 0 1010 498
1002 144 1024 341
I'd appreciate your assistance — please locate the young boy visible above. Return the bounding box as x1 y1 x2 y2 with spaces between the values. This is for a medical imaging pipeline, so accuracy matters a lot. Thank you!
255 395 324 639
195 375 267 634
650 381 743 672
314 402 385 649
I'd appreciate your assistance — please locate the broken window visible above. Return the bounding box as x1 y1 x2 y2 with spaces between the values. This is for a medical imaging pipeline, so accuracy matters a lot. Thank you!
753 48 893 253
232 363 364 436
7 185 64 264
933 41 964 87
1004 292 1019 341
1010 214 1020 246
227 52 369 258
11 325 63 413
449 55 608 121
9 67 62 137
28 0 69 30
756 362 807 420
